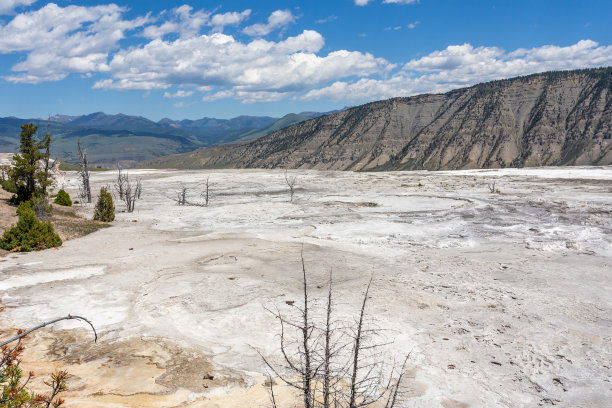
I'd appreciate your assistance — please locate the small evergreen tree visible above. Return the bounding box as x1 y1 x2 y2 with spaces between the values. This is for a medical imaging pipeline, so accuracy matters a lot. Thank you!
54 189 72 206
9 123 51 203
0 201 62 252
93 187 115 222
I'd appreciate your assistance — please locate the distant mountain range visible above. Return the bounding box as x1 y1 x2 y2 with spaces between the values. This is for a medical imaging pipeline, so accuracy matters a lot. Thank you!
143 67 612 170
0 109 342 167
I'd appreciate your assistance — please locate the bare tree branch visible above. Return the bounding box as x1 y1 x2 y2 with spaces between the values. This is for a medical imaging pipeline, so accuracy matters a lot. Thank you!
77 140 91 203
0 315 97 347
349 276 373 408
260 253 409 408
285 170 297 202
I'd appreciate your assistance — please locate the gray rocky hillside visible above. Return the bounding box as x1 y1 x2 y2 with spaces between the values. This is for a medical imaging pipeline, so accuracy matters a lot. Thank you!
143 67 612 170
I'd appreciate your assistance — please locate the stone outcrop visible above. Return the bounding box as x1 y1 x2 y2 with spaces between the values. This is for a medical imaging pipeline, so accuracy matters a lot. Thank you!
145 68 612 170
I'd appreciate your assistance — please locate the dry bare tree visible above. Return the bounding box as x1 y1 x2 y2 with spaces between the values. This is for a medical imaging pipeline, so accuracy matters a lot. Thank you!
77 140 91 203
136 177 142 199
175 186 188 205
174 181 210 207
259 251 409 408
0 164 10 181
40 119 53 196
201 176 211 207
114 167 126 201
285 170 297 202
487 181 499 194
113 168 141 212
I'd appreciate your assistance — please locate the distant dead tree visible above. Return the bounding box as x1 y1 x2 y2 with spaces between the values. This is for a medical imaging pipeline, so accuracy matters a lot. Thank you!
285 170 297 202
40 118 53 196
258 251 409 408
77 140 91 203
175 186 188 206
173 179 211 207
114 169 141 213
0 164 10 181
114 167 126 201
487 181 499 194
200 176 211 207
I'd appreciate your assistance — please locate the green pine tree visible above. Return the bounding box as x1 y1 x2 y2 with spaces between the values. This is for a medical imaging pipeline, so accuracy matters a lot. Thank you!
93 187 115 222
10 123 51 203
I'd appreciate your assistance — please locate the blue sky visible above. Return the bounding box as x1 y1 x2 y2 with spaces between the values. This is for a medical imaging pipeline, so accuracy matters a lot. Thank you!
0 0 610 121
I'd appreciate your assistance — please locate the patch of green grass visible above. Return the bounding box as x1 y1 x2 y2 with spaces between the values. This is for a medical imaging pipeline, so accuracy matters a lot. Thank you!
69 222 111 236
52 206 80 218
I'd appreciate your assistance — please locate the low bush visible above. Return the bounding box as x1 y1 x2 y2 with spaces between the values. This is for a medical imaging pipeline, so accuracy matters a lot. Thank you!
1 179 17 193
7 182 32 204
54 189 72 206
93 187 115 222
0 201 62 252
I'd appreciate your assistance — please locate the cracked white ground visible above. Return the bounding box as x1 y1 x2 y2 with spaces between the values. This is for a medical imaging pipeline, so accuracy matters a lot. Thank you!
1 166 611 407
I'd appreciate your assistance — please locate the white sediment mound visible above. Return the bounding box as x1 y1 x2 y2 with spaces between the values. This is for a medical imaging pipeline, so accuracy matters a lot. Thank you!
1 166 610 407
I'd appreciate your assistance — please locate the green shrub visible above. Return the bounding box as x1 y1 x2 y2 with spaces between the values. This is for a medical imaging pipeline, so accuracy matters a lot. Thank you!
93 187 115 222
8 182 32 204
1 179 17 193
54 189 72 206
0 201 62 252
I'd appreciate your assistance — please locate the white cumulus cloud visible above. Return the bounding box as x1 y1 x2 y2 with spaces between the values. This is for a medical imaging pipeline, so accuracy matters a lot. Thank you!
0 3 149 83
303 40 612 102
1 3 610 108
94 29 393 103
0 0 37 15
142 5 209 39
211 9 251 32
163 90 194 98
243 9 295 36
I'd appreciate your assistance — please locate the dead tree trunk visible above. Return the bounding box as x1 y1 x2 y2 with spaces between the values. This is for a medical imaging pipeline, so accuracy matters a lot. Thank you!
115 168 141 212
41 119 52 196
201 176 210 207
348 278 372 408
260 253 409 408
285 170 297 202
301 254 314 408
323 268 333 408
176 187 188 205
0 315 97 347
77 140 91 203
114 167 125 201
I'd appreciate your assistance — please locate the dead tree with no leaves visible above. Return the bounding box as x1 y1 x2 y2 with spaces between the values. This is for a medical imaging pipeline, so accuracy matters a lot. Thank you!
40 119 53 196
173 180 210 207
114 167 126 201
175 186 188 205
259 252 409 408
77 140 91 203
201 176 211 207
285 171 297 202
487 181 499 194
119 171 141 213
0 164 10 181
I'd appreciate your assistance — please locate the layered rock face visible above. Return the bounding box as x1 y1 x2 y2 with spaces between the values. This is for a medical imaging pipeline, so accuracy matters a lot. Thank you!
147 68 612 170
